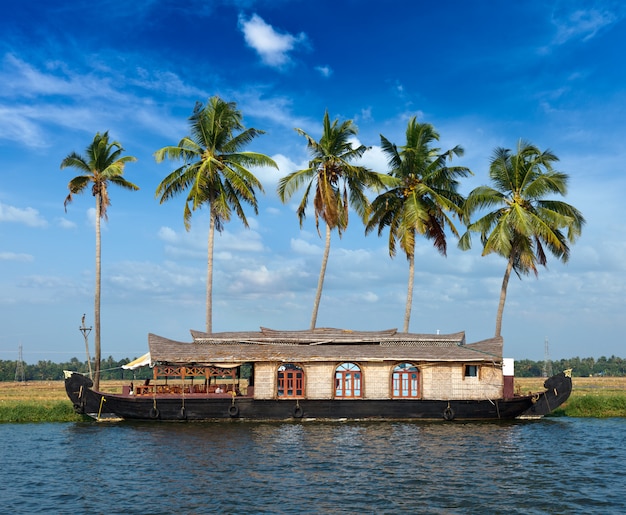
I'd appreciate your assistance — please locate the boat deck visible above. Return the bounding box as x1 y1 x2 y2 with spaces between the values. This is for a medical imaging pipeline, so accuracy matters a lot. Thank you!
125 384 254 398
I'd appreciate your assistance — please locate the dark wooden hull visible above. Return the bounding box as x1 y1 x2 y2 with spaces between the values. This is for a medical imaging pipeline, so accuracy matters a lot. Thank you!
65 371 572 422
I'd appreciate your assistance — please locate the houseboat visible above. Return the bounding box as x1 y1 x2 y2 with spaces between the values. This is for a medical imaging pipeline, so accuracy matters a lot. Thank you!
65 327 572 422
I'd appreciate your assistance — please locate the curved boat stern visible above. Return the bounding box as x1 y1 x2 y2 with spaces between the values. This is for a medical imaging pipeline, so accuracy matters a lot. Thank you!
63 371 94 415
518 369 573 419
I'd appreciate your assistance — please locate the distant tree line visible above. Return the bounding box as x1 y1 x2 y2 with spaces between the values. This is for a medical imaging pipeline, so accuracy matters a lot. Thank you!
1 355 625 382
516 356 626 377
1 357 152 382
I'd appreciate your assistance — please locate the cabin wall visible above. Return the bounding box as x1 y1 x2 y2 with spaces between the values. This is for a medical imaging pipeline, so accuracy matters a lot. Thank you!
252 361 503 400
252 363 276 399
305 364 334 399
422 364 503 400
360 362 392 399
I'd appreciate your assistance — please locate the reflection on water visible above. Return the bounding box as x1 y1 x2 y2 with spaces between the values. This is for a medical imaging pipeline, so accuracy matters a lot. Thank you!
0 418 624 514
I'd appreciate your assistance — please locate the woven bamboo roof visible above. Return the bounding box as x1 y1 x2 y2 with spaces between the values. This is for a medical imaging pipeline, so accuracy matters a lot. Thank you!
147 328 503 366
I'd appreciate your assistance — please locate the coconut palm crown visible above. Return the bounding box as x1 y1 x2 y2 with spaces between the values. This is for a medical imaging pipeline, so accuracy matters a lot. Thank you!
277 110 388 329
459 140 585 337
61 131 138 390
155 96 277 333
366 118 471 332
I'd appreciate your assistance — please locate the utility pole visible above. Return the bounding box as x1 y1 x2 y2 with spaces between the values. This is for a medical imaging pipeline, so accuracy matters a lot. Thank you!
79 314 93 379
14 343 25 383
542 337 552 378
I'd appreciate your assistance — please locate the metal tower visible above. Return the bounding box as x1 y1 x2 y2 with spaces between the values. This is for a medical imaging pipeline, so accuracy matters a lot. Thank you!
542 337 552 378
14 343 25 382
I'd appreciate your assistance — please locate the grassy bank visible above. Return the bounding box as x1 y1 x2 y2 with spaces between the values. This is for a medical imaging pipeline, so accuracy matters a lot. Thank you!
0 381 86 422
1 377 624 422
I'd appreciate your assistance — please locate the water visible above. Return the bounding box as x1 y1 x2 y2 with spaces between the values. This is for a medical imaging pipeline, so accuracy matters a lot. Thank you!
0 418 624 514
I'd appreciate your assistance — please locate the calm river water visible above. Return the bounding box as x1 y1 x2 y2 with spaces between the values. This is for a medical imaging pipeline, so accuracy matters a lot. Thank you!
1 418 624 514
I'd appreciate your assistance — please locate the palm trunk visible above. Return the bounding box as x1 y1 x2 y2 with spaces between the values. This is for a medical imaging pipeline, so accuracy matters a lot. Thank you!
495 255 514 338
403 253 415 333
206 214 215 334
94 195 102 391
310 223 331 330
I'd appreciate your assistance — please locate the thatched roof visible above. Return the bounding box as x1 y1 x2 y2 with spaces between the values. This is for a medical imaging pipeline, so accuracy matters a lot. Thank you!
147 328 503 366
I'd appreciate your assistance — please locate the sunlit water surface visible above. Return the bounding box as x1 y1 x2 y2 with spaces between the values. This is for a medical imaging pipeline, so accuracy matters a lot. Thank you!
1 418 624 514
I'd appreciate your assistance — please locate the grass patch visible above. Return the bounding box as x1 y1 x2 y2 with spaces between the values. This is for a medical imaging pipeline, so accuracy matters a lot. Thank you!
558 395 626 418
0 400 85 423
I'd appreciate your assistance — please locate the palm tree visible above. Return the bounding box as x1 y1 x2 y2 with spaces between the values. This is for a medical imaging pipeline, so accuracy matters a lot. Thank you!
61 131 138 390
459 140 585 337
278 110 387 329
366 119 471 332
155 96 277 333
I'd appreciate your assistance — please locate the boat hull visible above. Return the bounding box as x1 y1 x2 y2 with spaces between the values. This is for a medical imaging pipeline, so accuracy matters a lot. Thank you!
65 371 572 422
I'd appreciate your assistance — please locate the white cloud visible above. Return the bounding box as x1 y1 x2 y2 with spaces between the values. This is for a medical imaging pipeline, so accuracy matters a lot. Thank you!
360 144 389 174
361 291 379 303
86 207 98 229
108 260 201 295
157 226 179 244
158 223 265 258
0 202 47 227
57 218 76 229
271 152 299 176
238 14 307 68
291 238 321 256
315 65 332 78
235 88 309 129
215 228 265 253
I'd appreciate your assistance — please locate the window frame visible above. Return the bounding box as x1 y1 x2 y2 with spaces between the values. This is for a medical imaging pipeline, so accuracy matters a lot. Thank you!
391 362 421 399
334 362 363 399
277 363 305 398
463 364 480 379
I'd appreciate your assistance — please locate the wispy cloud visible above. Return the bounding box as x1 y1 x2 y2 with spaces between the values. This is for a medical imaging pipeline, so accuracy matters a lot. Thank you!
0 252 34 262
550 6 621 45
238 14 307 68
0 53 205 147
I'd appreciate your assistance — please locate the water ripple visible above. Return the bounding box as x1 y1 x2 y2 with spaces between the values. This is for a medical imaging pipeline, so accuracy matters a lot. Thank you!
0 418 624 514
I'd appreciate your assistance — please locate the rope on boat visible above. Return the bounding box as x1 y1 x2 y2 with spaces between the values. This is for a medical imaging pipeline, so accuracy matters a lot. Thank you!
179 376 187 420
149 390 159 419
97 396 106 421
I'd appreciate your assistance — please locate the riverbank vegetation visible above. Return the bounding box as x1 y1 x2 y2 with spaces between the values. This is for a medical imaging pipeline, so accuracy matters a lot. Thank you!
1 377 624 423
1 357 152 382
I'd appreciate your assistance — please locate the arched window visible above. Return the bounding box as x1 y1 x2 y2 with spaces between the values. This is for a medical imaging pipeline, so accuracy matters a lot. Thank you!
335 362 362 398
277 364 304 398
392 363 420 398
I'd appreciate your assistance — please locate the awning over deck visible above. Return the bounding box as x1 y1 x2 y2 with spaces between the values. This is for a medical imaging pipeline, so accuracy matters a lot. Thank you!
122 353 151 370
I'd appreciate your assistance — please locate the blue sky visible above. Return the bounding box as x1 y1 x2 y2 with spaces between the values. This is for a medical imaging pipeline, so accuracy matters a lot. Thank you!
1 0 625 364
